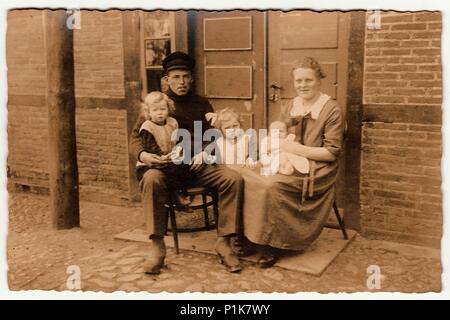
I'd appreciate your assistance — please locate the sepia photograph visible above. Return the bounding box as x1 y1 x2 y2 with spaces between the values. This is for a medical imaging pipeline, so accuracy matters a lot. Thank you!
3 4 445 296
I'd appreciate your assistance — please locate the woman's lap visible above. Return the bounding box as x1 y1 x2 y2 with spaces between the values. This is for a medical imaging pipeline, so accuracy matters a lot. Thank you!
239 167 335 251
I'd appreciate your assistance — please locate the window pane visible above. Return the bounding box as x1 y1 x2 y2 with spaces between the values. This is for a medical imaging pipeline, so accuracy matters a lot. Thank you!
143 11 171 38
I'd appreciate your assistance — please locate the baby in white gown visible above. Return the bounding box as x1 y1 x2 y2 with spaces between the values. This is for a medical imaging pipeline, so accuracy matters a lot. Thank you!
260 121 309 176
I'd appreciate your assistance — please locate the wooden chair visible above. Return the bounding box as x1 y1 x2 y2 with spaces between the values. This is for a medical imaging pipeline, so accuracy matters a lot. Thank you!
324 201 349 240
166 187 219 254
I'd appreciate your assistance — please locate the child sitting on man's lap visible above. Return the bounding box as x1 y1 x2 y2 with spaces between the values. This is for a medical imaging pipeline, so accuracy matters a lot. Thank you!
136 91 192 209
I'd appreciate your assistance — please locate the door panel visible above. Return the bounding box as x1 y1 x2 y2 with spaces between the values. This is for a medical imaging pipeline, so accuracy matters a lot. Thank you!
280 12 339 49
204 65 253 98
204 16 252 50
190 11 265 130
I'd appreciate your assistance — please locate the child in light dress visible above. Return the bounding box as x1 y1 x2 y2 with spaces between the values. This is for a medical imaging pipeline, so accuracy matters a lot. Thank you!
206 108 257 169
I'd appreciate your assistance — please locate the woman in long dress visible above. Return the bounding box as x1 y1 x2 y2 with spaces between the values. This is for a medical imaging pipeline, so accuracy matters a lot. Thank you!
240 57 345 267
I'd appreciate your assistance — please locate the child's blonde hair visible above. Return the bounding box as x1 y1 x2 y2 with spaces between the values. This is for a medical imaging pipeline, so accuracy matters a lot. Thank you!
140 91 175 119
214 108 241 130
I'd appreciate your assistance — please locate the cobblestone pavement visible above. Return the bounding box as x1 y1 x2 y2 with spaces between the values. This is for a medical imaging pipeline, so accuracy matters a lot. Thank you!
7 192 442 293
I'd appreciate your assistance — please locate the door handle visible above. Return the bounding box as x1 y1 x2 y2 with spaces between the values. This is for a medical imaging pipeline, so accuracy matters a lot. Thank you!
269 83 282 102
270 84 282 90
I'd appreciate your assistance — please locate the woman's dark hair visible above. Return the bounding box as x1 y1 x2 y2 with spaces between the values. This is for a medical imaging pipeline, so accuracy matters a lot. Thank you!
291 56 326 80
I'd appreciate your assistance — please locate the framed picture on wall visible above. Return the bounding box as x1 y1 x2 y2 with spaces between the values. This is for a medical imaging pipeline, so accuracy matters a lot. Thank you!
144 38 171 68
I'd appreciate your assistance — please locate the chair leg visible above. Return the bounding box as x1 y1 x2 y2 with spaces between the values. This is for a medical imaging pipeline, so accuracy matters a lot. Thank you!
212 191 219 229
333 201 349 240
202 193 210 229
168 199 180 254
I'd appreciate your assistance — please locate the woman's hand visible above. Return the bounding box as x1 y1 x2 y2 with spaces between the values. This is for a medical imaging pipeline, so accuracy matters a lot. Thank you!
279 140 336 162
279 139 303 155
139 152 172 167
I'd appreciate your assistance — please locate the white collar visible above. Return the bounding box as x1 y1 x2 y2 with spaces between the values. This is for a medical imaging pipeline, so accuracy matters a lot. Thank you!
291 93 331 119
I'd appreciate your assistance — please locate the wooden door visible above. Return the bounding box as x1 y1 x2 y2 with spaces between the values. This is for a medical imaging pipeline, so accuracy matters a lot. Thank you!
267 11 350 123
190 11 265 130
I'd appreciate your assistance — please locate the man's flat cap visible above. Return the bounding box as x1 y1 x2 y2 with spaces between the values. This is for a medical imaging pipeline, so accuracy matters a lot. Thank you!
162 52 195 72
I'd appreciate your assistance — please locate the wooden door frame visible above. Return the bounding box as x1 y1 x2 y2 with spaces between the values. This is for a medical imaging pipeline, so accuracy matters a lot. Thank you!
341 11 365 230
123 10 142 202
263 12 269 129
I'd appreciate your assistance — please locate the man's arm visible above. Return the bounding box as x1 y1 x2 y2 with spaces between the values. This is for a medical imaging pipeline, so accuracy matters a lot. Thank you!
201 98 215 149
190 97 215 171
203 99 214 131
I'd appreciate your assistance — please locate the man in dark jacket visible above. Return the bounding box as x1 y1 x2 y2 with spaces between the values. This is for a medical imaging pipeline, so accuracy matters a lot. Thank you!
129 52 243 274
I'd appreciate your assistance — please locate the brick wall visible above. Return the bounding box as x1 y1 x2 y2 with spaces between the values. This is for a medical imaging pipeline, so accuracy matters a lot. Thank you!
76 109 130 203
364 11 442 105
361 11 442 248
7 10 132 203
7 105 49 188
74 10 125 98
74 10 130 202
6 10 47 96
361 123 442 247
7 11 49 189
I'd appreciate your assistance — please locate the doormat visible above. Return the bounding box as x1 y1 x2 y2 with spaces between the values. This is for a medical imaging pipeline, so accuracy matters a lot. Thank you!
114 227 356 276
